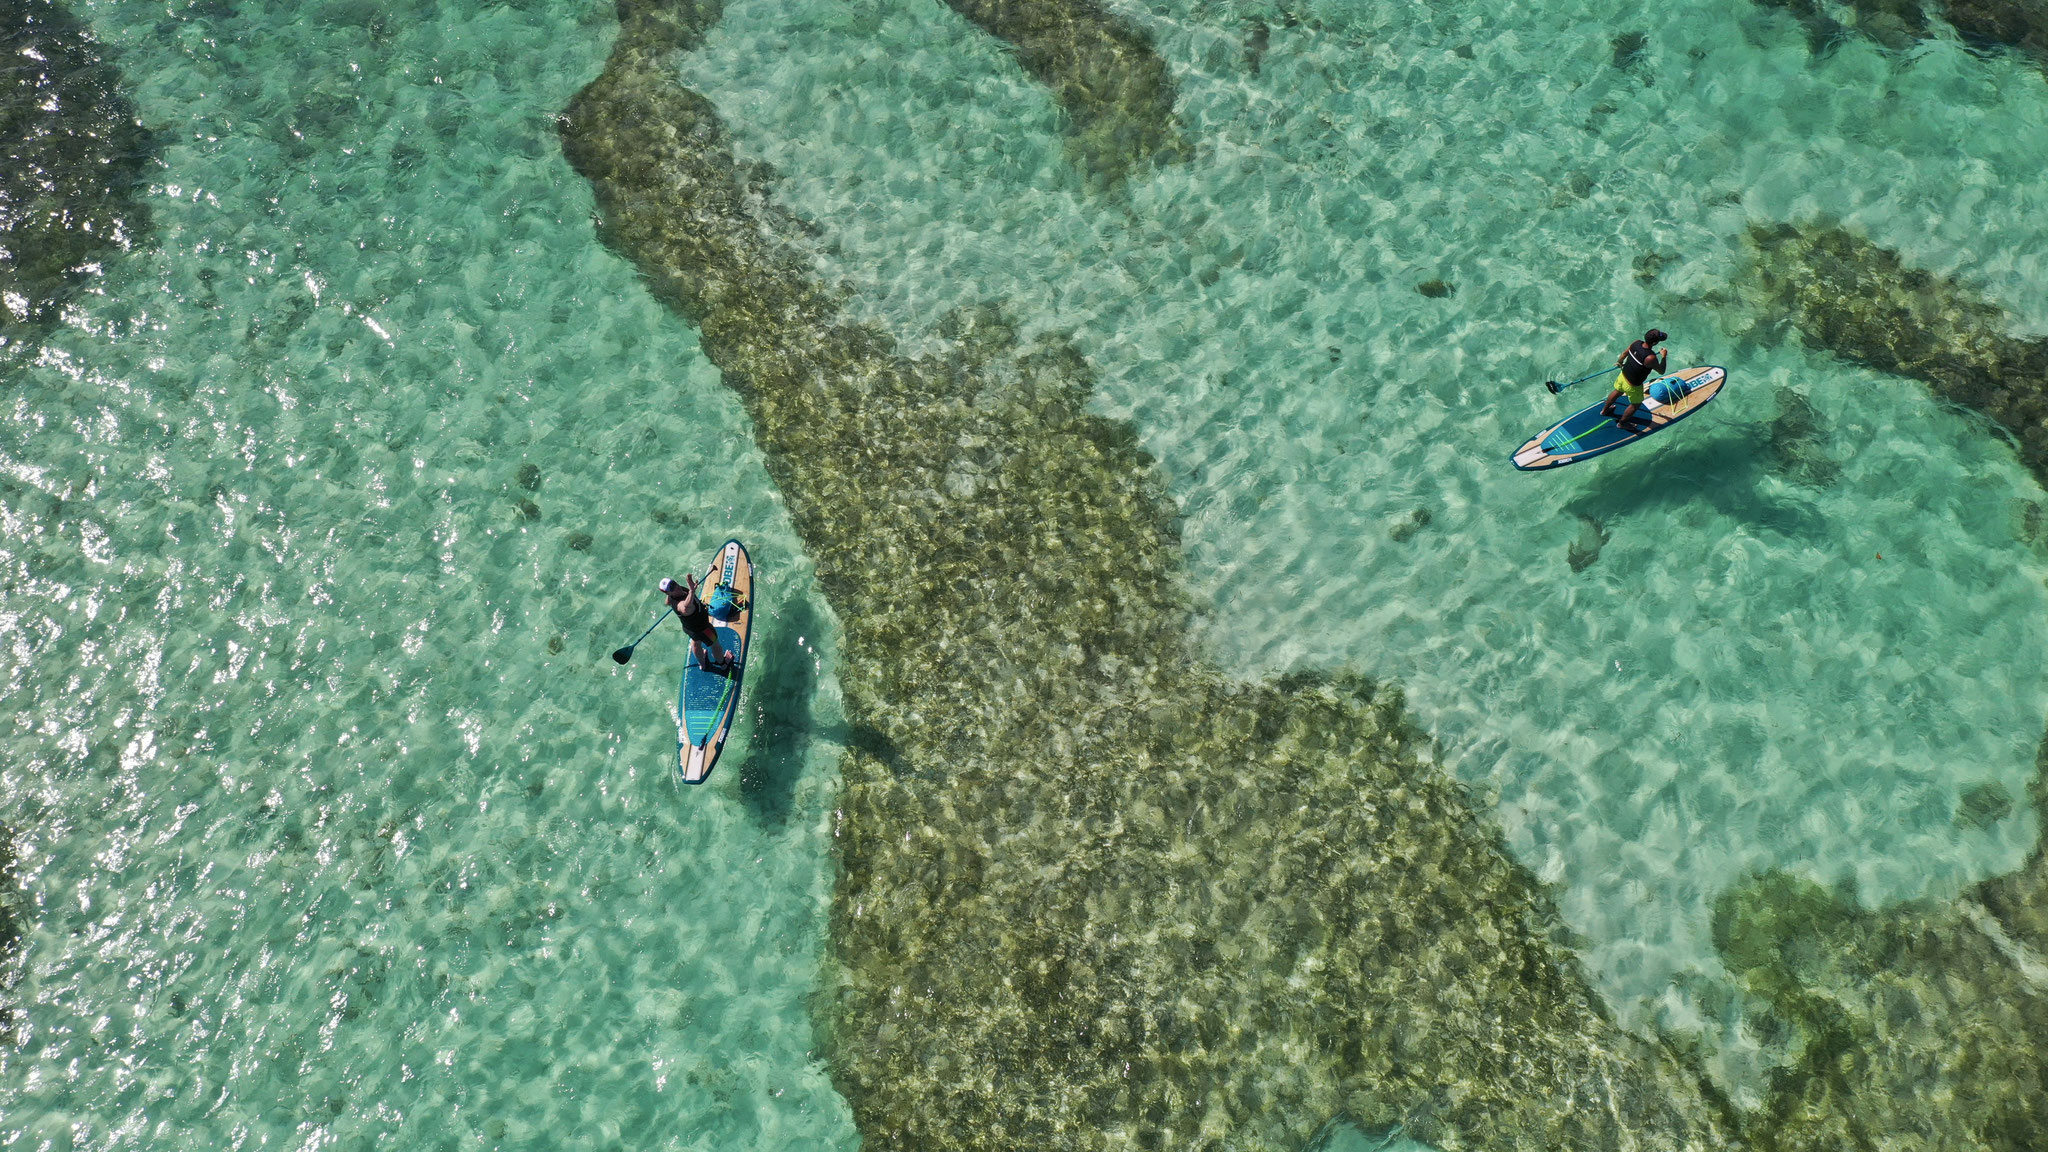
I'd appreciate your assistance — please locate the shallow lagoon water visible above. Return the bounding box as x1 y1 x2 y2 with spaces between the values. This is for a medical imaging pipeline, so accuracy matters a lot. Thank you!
1 0 851 1146
2 0 2046 1145
679 0 2048 1057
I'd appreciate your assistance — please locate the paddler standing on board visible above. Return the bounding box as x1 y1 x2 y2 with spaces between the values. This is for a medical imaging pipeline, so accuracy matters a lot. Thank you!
660 573 734 671
1600 328 1669 434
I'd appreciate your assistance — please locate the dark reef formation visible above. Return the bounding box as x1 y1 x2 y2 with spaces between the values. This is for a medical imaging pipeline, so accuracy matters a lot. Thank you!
0 824 21 1030
0 0 154 366
1712 765 2048 1151
1943 0 2048 59
1722 219 2048 1149
1754 0 2048 63
0 0 150 1024
1743 223 2048 488
936 0 1182 185
560 2 1737 1148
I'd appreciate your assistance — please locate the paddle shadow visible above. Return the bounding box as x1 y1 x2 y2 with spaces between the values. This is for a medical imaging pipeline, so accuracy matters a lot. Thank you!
735 597 822 830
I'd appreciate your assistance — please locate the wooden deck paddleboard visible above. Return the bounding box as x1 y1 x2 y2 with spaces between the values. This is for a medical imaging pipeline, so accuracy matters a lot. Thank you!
1511 366 1727 471
677 539 753 784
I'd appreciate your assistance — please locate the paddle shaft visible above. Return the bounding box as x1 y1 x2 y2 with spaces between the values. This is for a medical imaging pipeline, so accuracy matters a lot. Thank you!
1546 364 1617 394
612 606 671 663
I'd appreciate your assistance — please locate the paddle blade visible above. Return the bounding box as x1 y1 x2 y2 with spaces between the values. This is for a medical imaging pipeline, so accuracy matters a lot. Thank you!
1545 380 1560 394
611 647 633 664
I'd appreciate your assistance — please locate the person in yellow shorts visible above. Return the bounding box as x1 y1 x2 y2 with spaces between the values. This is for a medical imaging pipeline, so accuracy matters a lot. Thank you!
1601 328 1668 434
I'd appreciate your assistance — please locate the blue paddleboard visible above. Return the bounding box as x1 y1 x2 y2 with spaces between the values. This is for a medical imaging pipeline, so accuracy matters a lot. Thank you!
677 539 753 784
1511 366 1727 471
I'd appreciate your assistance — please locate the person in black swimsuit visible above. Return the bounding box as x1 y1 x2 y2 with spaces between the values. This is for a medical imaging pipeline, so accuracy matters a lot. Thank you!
1601 328 1669 434
659 573 733 669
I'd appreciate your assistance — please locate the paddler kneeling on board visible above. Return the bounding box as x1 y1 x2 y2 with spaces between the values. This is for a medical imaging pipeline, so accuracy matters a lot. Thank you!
1601 328 1669 434
660 574 734 671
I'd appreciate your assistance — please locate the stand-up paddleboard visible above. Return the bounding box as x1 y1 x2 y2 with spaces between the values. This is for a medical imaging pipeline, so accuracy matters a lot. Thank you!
677 539 753 784
1511 366 1728 471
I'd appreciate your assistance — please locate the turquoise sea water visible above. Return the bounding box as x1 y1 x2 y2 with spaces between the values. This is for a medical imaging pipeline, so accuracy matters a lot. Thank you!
680 0 2048 1081
3 0 2045 1148
2 1 851 1146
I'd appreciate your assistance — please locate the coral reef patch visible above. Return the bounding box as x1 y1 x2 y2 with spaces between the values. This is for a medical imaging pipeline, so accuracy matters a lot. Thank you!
1943 0 2048 60
1741 222 2048 488
0 0 154 366
1752 0 2048 64
0 823 21 1031
935 0 1183 186
1714 217 2048 1152
0 0 151 1015
1714 770 2048 1152
560 2 1740 1149
1750 0 1924 52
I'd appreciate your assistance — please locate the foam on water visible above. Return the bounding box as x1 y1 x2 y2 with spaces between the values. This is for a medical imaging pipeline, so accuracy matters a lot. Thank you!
0 1 852 1146
676 0 2048 1050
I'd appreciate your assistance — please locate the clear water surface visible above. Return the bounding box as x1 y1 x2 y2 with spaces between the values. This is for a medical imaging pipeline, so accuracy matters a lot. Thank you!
4 0 2047 1144
678 0 2048 1086
2 0 851 1147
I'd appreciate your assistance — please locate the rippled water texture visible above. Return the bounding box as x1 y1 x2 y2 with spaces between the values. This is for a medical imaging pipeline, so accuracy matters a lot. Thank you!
676 0 2048 1050
0 0 152 365
4 0 2048 1147
0 1 852 1146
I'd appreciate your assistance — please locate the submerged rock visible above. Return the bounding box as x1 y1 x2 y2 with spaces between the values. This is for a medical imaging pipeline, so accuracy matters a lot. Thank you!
1610 30 1649 70
1714 799 2048 1152
0 0 154 366
0 0 151 1023
1957 780 2016 831
937 0 1183 187
1762 390 1840 488
1742 222 2048 489
562 3 1738 1148
1565 515 1608 573
1388 506 1431 543
1946 0 2048 58
1752 0 2048 63
1751 0 1923 52
1736 237 2048 1143
0 824 21 1028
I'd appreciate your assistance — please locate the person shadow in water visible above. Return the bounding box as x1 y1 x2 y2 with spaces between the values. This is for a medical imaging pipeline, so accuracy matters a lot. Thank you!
1560 415 1834 550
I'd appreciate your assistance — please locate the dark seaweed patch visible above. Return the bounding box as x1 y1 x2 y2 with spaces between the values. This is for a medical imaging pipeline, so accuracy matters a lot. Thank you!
1611 30 1648 70
938 0 1184 187
1714 861 2048 1151
1743 223 2048 490
1 0 156 366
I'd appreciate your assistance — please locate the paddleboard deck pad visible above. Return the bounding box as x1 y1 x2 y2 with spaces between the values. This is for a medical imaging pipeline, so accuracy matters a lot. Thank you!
1511 365 1727 471
677 539 753 784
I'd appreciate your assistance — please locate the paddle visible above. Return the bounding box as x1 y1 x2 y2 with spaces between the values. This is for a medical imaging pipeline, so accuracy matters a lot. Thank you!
1545 364 1616 394
611 606 671 665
